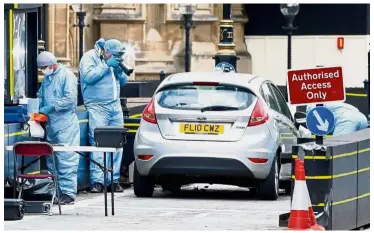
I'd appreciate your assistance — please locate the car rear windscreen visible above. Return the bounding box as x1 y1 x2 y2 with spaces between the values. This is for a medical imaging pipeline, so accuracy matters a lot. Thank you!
155 84 257 111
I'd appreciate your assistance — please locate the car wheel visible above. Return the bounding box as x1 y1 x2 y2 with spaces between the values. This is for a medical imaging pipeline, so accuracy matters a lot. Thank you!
162 183 182 193
133 164 155 197
258 156 279 200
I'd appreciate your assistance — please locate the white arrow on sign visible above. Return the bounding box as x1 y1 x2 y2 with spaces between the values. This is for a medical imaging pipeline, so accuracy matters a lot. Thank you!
313 110 329 132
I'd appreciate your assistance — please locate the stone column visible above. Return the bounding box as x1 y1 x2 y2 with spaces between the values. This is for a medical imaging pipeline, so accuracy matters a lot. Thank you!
166 4 219 73
232 4 252 73
133 4 175 81
47 4 72 67
68 5 78 69
81 4 96 58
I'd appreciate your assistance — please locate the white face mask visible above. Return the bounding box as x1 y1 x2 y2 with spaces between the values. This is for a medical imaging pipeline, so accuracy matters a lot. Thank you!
41 67 53 76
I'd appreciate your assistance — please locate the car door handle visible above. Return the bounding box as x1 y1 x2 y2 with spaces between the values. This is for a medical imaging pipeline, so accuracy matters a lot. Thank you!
275 115 281 122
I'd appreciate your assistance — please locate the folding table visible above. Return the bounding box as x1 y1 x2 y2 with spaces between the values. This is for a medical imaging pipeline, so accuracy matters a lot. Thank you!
5 144 123 216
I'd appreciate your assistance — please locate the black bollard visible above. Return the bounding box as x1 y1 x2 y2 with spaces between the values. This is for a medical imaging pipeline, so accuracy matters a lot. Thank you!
120 98 129 118
214 4 237 71
120 97 130 187
160 71 166 82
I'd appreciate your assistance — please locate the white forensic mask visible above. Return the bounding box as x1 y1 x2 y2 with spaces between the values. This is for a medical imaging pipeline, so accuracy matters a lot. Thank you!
41 67 53 76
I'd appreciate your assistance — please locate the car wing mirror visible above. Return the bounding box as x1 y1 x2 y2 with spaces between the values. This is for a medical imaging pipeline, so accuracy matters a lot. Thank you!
294 111 307 129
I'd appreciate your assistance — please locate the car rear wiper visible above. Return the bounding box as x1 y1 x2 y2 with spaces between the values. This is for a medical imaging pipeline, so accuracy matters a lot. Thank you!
200 105 239 112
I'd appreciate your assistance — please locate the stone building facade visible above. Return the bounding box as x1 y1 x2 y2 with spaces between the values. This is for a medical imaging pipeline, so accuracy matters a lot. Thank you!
46 4 251 80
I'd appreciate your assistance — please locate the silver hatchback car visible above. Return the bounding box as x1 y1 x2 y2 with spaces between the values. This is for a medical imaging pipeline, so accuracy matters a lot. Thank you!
133 72 299 200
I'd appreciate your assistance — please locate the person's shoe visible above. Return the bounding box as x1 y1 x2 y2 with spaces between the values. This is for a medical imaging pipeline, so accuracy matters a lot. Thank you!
60 195 75 205
119 177 132 188
90 183 104 193
107 183 124 192
53 194 75 205
53 196 60 205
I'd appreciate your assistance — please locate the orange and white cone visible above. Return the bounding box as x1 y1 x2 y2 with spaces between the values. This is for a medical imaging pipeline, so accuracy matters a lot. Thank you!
302 169 325 231
298 158 325 230
307 188 325 230
288 158 311 230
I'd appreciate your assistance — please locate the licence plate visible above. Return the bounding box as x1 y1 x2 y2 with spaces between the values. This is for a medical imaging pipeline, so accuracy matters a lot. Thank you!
180 123 224 134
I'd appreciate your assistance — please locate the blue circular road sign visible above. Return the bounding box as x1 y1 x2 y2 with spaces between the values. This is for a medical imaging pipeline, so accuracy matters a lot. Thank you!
306 106 335 136
215 62 235 73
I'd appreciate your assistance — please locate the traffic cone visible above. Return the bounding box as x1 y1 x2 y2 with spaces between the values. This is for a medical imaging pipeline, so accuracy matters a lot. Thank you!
306 187 325 230
308 196 325 230
288 158 311 230
297 159 325 231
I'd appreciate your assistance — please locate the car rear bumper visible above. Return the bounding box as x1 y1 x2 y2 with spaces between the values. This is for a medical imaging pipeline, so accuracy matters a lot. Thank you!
134 121 279 179
148 157 255 178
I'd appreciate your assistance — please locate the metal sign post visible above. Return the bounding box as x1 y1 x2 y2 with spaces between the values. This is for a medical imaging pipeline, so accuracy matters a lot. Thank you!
315 104 324 144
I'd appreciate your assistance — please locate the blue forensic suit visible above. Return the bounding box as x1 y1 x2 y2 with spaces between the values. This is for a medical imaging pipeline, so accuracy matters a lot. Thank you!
306 102 368 136
37 64 80 199
79 49 128 186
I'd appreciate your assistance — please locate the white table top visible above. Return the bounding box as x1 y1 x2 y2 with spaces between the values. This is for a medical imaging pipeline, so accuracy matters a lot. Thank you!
5 145 123 153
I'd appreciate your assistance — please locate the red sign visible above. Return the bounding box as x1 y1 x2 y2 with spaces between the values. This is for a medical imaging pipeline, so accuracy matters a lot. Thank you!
287 66 345 105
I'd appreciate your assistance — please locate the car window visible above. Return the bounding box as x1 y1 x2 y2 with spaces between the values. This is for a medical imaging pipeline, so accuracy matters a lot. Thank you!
156 84 256 111
269 83 293 120
260 83 280 112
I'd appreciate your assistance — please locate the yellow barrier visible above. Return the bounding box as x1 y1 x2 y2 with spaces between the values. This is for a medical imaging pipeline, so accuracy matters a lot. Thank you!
346 93 367 97
312 193 370 207
291 167 369 180
292 148 370 160
5 119 90 138
4 131 29 138
130 113 142 118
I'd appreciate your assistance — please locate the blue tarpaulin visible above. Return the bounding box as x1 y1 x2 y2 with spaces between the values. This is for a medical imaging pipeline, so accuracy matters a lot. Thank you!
4 106 30 123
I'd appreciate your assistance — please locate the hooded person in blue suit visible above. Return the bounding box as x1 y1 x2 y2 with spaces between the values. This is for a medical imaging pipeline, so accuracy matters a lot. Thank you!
79 38 128 193
306 102 368 136
37 51 80 205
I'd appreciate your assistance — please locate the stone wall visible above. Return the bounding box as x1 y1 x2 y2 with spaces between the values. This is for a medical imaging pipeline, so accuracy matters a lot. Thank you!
47 4 252 80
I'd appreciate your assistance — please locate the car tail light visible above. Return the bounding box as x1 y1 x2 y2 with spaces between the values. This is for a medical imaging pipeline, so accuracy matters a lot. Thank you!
138 155 154 161
248 158 268 163
248 99 269 127
192 81 219 86
142 98 157 124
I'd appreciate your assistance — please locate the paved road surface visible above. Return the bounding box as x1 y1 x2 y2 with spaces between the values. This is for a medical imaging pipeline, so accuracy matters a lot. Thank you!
5 184 290 230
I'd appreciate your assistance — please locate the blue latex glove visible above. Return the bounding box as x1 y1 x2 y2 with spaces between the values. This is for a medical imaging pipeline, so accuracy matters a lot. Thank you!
106 56 122 68
113 65 128 86
39 105 54 115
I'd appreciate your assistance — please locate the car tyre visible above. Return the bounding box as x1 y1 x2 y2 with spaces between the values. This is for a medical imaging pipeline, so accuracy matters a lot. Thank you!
134 164 155 197
258 156 279 200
